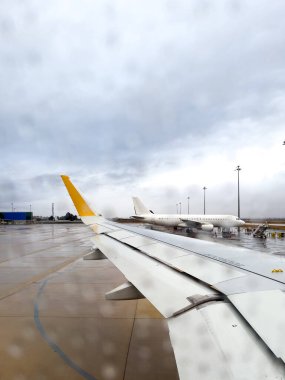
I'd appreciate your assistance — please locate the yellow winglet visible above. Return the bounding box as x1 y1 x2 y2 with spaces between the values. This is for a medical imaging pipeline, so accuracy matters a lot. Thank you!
61 175 96 217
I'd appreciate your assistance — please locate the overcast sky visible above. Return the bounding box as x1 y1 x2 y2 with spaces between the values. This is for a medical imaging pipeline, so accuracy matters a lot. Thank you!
0 0 284 218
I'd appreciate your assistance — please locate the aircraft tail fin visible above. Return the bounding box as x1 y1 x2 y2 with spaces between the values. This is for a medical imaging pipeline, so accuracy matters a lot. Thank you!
132 197 152 215
61 175 96 217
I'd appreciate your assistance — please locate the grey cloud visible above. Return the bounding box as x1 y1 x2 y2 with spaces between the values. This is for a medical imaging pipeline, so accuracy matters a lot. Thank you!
0 174 59 204
0 0 285 215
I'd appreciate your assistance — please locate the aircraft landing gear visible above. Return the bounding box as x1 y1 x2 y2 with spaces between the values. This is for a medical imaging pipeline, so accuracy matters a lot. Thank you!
222 228 232 238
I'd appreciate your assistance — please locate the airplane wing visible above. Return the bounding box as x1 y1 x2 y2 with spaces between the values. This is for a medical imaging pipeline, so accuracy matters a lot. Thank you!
180 218 216 231
130 215 145 219
180 218 204 228
61 175 285 380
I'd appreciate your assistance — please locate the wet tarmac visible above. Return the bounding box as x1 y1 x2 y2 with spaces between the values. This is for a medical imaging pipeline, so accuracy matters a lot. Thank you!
1 223 285 380
0 224 178 380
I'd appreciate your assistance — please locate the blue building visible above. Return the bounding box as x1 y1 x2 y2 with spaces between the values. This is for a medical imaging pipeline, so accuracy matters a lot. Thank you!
0 212 33 221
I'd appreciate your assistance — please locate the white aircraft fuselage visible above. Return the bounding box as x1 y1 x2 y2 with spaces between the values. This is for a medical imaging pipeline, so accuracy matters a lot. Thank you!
132 197 245 231
134 213 245 230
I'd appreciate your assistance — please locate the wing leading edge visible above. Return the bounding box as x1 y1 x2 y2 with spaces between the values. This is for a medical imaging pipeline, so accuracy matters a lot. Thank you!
61 175 285 380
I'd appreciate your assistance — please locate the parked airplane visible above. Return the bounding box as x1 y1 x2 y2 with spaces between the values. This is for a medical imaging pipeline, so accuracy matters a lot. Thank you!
132 196 245 231
61 175 285 380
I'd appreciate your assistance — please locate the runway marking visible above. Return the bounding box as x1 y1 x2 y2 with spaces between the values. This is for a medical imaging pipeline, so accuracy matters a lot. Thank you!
122 299 138 379
0 252 89 302
34 277 98 380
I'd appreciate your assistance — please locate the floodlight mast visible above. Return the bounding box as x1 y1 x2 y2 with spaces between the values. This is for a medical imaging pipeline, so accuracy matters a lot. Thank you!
203 187 207 215
235 165 242 220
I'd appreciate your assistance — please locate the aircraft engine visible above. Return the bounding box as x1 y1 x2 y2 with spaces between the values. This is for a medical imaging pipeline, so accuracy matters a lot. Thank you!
201 224 214 232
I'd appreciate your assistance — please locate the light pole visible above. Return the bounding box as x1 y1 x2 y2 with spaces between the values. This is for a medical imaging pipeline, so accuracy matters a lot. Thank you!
29 204 32 213
187 196 190 214
203 187 207 214
11 202 14 212
235 165 241 219
179 202 181 214
176 203 178 213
